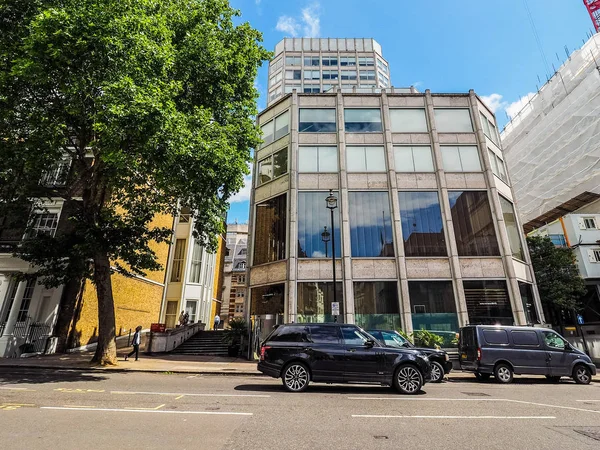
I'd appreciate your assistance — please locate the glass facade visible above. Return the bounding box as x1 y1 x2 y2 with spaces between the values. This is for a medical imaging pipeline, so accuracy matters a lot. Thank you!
394 146 434 172
499 196 525 260
297 192 341 258
389 109 428 132
250 284 285 316
448 191 500 256
297 282 343 323
519 282 540 324
434 108 473 132
298 146 338 173
299 109 336 132
344 109 382 132
346 146 386 172
399 191 447 256
354 281 400 330
253 194 286 265
409 281 458 346
441 146 481 172
464 280 513 325
348 192 394 257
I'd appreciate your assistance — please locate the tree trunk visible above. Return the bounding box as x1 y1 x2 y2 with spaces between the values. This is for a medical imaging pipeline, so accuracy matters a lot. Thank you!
53 276 84 353
91 252 117 365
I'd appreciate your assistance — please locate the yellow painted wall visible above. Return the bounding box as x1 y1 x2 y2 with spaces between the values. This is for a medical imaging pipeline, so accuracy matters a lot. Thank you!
70 213 173 347
209 234 226 328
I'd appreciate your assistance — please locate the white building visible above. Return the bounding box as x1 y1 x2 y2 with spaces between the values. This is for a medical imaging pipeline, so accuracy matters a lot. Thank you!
221 223 248 323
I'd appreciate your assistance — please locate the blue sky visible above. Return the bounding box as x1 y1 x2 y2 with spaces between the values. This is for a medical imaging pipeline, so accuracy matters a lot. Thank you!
226 0 595 223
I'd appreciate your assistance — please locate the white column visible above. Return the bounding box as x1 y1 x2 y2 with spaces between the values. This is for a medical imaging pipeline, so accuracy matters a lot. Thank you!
0 276 11 321
4 280 27 335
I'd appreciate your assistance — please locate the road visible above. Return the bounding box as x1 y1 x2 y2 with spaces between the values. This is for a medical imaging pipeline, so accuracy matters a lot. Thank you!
2 367 600 450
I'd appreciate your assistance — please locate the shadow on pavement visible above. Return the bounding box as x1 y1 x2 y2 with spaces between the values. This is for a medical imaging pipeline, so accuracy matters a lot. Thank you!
234 382 428 395
0 367 109 385
447 376 579 385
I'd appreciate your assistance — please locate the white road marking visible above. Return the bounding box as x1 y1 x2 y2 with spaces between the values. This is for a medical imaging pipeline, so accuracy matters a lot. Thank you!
0 387 35 391
352 414 556 419
110 390 270 398
41 407 252 416
576 400 600 402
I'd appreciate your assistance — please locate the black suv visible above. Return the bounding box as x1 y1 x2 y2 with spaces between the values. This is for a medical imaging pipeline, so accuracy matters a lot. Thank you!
367 329 452 383
258 323 431 394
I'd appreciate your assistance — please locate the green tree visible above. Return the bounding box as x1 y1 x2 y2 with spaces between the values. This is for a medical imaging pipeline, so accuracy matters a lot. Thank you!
526 235 586 324
0 0 269 364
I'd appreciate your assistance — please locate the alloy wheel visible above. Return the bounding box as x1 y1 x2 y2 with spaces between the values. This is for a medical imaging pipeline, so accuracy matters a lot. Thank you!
284 364 309 392
496 366 512 383
575 366 591 385
430 362 443 383
397 366 422 394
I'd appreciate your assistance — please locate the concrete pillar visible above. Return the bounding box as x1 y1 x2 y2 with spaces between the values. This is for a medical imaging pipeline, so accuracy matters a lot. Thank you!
380 91 412 332
425 90 470 327
0 275 12 323
4 280 27 335
468 91 527 325
288 91 299 323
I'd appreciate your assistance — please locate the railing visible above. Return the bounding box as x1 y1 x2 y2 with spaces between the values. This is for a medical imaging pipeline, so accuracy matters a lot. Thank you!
0 316 52 354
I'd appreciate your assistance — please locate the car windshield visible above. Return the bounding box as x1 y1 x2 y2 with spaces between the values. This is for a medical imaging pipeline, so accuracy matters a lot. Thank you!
388 332 411 347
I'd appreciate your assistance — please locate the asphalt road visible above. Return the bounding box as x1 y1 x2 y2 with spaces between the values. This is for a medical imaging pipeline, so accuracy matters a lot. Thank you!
2 368 600 450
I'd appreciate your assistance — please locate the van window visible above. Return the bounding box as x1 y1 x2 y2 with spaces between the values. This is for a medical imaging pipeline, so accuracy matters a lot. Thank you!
271 326 309 342
511 330 539 347
482 329 509 345
341 326 370 346
542 331 566 350
309 325 340 344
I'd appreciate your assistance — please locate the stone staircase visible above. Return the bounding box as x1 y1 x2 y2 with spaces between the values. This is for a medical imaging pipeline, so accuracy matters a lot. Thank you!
171 330 229 356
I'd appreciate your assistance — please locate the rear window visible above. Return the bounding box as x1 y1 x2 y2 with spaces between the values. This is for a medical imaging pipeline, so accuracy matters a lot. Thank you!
482 329 509 345
511 330 539 347
270 326 309 343
309 325 340 344
460 327 477 348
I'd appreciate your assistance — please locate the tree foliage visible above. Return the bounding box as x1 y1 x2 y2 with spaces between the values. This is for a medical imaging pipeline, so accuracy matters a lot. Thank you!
0 0 269 364
526 235 586 315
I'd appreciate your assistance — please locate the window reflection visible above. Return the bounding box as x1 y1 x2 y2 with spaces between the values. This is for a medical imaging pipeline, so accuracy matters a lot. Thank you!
298 192 341 258
399 192 447 257
348 192 394 257
344 109 382 132
299 108 337 132
354 281 400 330
464 280 513 325
297 282 344 323
409 281 458 345
499 196 525 260
253 194 286 265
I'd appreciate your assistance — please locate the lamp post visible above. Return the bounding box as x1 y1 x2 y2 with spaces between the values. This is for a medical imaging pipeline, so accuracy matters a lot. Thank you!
325 190 338 322
321 226 330 258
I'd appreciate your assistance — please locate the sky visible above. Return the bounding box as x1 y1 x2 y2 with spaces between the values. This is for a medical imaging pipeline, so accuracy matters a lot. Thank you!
226 0 595 223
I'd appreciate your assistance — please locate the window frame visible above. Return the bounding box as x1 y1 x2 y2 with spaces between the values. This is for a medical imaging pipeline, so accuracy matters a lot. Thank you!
299 108 337 133
434 108 474 133
344 108 383 133
389 108 429 133
298 146 338 173
394 145 435 173
256 147 288 186
441 145 482 172
346 146 387 172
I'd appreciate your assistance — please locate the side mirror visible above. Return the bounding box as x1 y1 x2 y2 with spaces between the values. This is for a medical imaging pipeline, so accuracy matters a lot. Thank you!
564 342 573 351
364 339 375 348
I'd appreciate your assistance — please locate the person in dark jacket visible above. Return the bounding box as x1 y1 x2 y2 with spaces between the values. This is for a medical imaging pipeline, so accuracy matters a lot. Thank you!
125 325 143 361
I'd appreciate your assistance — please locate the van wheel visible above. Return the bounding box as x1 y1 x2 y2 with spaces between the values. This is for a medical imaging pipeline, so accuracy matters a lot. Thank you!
573 365 592 385
430 361 444 383
494 363 514 384
475 372 491 381
282 362 310 392
393 364 423 395
545 375 561 383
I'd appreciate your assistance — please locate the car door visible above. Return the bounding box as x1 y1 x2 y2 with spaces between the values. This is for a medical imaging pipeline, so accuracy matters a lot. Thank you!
306 325 345 382
509 330 547 375
341 326 384 382
541 330 572 376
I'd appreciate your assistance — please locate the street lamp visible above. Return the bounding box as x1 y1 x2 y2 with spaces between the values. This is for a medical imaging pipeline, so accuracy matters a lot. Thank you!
321 226 330 258
325 190 338 322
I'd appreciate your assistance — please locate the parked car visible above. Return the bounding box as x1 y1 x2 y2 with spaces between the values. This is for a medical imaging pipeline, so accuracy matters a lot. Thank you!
459 325 596 384
367 329 452 383
258 323 431 394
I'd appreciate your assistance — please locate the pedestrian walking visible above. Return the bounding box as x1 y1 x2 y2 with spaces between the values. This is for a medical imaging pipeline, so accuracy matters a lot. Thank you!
214 314 220 330
124 325 142 361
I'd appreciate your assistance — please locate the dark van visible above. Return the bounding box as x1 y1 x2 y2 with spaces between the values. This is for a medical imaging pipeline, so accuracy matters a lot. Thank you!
459 325 596 384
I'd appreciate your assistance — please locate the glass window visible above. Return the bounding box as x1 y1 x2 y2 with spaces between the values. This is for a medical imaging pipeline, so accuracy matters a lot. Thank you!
268 86 282 102
269 71 282 87
499 196 525 260
29 213 59 237
250 284 285 316
340 56 356 66
394 146 434 172
354 281 400 331
359 57 375 66
434 108 474 132
16 279 36 322
257 148 287 185
189 239 203 283
299 108 336 132
271 326 309 342
464 280 513 325
285 56 302 66
303 70 320 80
298 146 337 173
273 148 288 178
297 282 344 322
346 146 386 172
170 239 186 282
409 281 458 346
274 111 289 140
359 70 376 81
341 326 370 346
377 59 388 73
269 58 282 73
399 192 447 257
483 329 509 345
185 300 198 323
378 72 389 87
284 86 295 94
348 192 394 257
341 70 357 80
390 109 428 133
380 331 409 348
344 109 382 132
309 325 340 344
165 301 178 329
304 56 320 66
542 331 567 350
441 146 481 172
298 192 341 258
258 156 273 185
304 86 320 94
519 282 540 325
253 195 286 265
322 70 339 80
511 330 539 346
322 56 338 66
260 120 274 146
285 70 302 80
448 191 500 256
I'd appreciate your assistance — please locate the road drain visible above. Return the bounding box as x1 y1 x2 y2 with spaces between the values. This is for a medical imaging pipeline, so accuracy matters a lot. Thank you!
373 436 389 440
461 392 491 397
573 428 600 442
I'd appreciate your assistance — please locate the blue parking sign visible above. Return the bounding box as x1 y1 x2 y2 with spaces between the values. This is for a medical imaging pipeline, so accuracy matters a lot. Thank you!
577 314 584 325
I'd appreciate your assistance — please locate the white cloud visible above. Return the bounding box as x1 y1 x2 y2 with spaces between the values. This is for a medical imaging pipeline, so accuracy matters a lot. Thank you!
480 93 506 114
505 92 536 119
255 0 261 4
479 92 537 124
230 164 253 203
276 3 321 38
311 250 326 258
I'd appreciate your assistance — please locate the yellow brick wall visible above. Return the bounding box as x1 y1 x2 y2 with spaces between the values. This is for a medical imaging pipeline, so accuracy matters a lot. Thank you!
70 213 173 347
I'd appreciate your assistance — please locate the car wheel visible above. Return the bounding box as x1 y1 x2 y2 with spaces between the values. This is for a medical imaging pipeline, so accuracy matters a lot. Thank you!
494 363 514 384
475 372 491 381
430 361 444 383
545 375 561 383
573 365 592 385
282 362 310 392
394 364 423 395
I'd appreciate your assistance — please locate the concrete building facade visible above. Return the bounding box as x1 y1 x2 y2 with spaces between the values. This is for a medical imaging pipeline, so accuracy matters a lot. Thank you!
267 38 391 106
221 223 248 324
247 87 544 344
